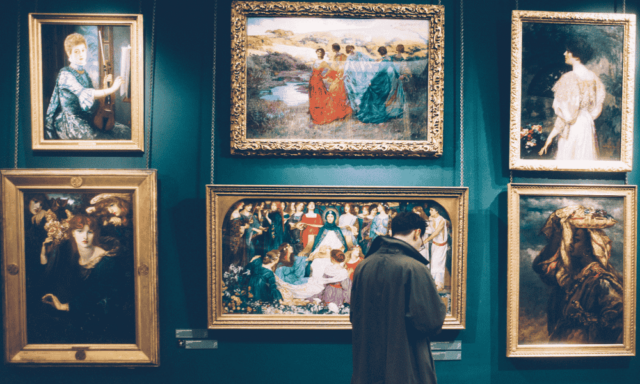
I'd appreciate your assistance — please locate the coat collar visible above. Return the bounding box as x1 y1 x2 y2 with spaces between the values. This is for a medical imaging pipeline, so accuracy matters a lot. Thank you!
365 235 429 266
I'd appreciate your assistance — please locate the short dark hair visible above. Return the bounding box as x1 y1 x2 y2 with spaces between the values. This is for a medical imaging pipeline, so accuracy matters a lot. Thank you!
391 211 426 237
330 249 346 263
316 48 325 58
345 45 355 54
396 44 405 53
565 39 594 64
378 46 387 56
332 43 340 52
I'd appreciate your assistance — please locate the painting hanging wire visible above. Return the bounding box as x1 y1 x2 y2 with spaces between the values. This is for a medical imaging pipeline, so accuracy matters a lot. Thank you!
459 0 464 186
146 0 157 169
211 0 217 184
14 0 21 168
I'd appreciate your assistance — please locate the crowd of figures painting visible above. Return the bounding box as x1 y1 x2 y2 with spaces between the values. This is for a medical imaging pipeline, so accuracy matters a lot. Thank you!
309 43 414 126
221 200 451 315
24 192 135 344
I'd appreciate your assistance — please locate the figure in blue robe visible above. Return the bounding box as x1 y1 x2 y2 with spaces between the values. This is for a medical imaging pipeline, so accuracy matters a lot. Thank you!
275 255 310 285
310 209 349 253
343 47 377 114
45 66 100 140
356 48 406 124
246 257 282 303
264 210 284 254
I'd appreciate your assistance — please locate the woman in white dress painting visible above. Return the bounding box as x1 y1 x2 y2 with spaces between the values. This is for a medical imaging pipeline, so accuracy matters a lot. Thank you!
538 40 606 161
423 206 449 291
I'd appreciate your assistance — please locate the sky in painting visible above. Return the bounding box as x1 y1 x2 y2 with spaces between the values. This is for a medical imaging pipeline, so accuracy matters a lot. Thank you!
248 17 429 43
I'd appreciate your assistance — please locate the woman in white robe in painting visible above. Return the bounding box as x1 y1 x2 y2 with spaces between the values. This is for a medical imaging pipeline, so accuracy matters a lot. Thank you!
539 40 606 161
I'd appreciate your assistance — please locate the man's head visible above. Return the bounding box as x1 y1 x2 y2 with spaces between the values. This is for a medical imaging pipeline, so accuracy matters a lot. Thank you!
391 211 427 250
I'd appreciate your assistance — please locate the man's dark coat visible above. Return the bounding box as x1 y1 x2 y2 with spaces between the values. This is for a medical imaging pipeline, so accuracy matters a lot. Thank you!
351 236 447 384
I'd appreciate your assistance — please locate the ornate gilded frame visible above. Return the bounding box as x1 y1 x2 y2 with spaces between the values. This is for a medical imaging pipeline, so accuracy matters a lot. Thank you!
1 169 158 366
230 1 445 157
207 185 468 329
29 14 144 151
509 11 635 172
507 183 636 357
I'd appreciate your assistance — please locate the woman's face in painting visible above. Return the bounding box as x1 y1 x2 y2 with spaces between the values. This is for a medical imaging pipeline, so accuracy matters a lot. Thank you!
296 202 305 212
68 43 87 66
243 203 253 213
316 50 323 59
270 202 278 211
107 202 122 217
378 204 385 213
344 204 351 214
308 202 316 212
29 199 43 215
362 207 369 215
429 207 439 217
370 207 378 216
564 50 578 65
353 206 360 215
235 202 244 212
72 225 95 249
326 212 336 224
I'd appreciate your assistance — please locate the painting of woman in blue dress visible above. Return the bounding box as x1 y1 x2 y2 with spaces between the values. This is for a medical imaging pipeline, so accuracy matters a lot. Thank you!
369 203 390 242
275 243 310 285
264 202 284 254
43 30 129 141
356 46 406 124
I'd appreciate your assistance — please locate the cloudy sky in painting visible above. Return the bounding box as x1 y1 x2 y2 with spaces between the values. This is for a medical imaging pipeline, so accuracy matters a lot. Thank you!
247 17 429 43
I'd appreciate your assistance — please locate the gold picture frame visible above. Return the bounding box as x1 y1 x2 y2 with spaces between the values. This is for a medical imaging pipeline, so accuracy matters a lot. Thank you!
1 169 158 366
230 1 445 157
207 185 468 329
507 183 636 357
29 13 144 151
509 11 635 172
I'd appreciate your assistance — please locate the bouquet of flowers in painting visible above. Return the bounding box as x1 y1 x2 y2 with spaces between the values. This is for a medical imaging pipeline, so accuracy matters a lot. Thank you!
520 124 547 156
220 199 453 316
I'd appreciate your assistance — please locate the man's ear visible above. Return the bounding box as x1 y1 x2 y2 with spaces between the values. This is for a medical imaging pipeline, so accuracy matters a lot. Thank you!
413 228 421 240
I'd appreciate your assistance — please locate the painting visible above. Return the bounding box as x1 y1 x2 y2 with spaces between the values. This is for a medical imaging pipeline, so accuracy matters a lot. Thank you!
208 186 468 329
509 11 635 172
230 1 444 157
1 170 158 365
507 184 636 357
29 14 144 151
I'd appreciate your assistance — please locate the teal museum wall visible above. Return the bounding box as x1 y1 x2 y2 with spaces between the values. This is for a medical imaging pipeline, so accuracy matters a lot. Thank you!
0 0 638 383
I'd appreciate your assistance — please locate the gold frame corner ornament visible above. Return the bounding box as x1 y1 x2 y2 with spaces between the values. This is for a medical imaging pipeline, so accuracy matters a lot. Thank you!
509 11 635 172
28 13 145 152
229 1 445 157
506 183 636 357
207 185 468 330
1 169 159 366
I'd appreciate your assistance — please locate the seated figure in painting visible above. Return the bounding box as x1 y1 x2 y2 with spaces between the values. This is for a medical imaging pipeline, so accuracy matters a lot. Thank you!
45 33 124 140
275 243 310 286
39 213 134 343
532 205 623 344
246 250 283 303
310 209 349 254
314 249 351 306
356 46 406 124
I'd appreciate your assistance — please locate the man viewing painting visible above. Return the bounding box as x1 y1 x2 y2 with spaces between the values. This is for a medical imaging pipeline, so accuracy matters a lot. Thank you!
220 200 451 316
